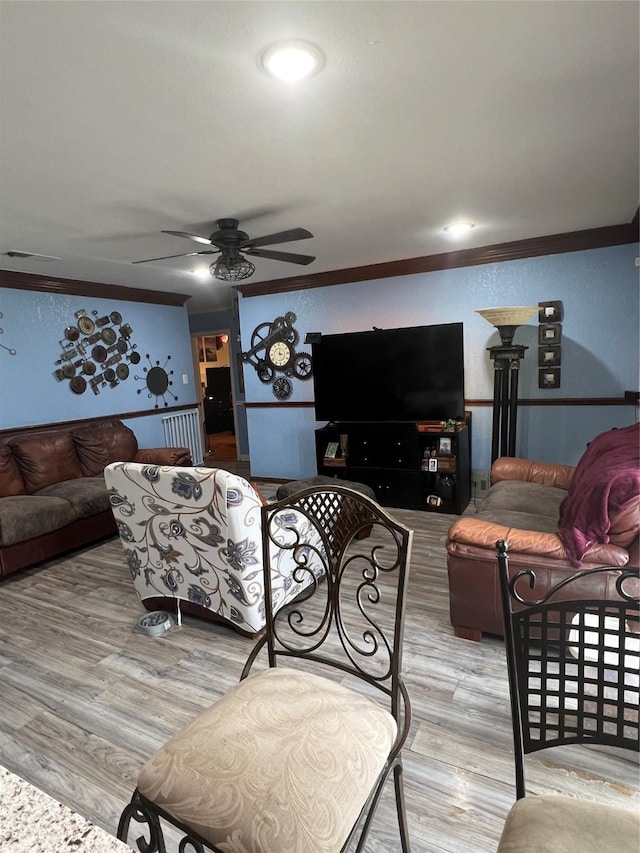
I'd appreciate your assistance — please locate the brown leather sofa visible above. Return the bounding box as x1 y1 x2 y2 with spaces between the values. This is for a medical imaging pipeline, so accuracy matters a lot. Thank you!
447 424 640 641
0 418 191 578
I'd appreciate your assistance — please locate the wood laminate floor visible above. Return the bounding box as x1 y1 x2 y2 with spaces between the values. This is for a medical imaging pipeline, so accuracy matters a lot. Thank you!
0 500 637 852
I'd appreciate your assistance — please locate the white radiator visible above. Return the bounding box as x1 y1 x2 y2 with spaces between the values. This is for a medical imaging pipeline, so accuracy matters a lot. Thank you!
162 410 203 465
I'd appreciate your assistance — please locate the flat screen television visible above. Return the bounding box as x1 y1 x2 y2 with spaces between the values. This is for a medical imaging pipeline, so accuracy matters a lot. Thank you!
311 323 465 423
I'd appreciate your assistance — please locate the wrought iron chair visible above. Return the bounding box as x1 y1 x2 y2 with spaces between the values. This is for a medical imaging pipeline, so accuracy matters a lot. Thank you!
495 539 639 853
117 485 414 853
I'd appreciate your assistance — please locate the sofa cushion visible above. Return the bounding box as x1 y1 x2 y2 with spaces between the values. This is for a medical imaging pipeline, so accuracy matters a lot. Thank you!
36 477 110 518
477 480 565 521
0 442 26 497
474 508 560 535
72 420 138 476
0 495 77 546
491 457 575 490
9 432 83 494
447 517 630 566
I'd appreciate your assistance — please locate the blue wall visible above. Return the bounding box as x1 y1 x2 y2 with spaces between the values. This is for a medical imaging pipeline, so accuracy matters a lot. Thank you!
0 287 197 448
3 242 637 474
237 244 639 479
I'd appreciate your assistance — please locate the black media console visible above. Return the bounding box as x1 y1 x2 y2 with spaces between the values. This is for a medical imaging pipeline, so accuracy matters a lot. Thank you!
315 419 471 514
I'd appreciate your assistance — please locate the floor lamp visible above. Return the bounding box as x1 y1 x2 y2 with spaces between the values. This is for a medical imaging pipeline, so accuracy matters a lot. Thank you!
476 307 539 463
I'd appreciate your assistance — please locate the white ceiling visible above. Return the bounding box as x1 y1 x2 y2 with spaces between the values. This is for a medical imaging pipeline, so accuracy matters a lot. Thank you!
1 1 638 316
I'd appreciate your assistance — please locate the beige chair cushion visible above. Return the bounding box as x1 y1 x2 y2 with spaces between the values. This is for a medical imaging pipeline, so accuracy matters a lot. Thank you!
138 667 396 853
498 794 640 853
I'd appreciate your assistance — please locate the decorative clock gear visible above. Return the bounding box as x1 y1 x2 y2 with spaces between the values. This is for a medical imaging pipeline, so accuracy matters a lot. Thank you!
0 314 16 355
250 322 273 351
135 354 178 408
257 360 275 384
273 377 293 399
242 312 313 400
292 352 313 379
273 316 300 347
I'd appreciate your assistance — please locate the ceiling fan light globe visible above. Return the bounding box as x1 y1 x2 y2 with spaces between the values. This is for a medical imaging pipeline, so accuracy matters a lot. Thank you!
210 257 255 282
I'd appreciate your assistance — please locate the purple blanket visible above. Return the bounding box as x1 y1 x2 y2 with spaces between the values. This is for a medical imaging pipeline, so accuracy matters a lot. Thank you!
558 423 640 566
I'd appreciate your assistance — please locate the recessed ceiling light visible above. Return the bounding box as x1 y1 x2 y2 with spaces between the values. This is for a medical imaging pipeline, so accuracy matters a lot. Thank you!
444 221 475 238
260 41 324 82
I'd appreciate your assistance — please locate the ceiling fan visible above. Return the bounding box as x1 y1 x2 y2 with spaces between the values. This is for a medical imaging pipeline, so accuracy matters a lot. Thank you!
132 218 315 281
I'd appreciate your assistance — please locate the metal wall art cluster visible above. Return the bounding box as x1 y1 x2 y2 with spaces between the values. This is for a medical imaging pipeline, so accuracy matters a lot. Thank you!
537 301 564 388
54 308 141 395
241 312 313 400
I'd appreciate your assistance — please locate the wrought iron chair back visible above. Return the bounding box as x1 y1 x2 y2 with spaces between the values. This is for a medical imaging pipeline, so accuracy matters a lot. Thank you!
496 539 639 800
242 484 414 850
254 486 410 685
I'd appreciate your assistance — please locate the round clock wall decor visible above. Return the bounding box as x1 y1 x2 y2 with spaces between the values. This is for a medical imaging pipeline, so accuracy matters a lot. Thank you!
242 312 313 400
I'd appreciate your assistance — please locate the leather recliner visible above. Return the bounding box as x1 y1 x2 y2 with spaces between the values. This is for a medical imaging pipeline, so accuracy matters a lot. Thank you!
446 424 640 641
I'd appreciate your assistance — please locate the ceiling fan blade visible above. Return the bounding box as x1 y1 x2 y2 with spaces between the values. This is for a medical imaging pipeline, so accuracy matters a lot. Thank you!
240 227 313 249
132 250 216 264
244 247 316 265
161 230 213 246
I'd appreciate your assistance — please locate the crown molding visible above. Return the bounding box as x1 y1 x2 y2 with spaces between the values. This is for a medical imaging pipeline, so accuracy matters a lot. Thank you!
236 219 639 299
0 269 190 307
2 213 637 306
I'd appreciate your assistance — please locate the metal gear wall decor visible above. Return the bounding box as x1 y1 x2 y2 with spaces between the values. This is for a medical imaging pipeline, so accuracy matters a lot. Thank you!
241 312 312 400
135 354 179 408
53 307 139 395
0 313 16 355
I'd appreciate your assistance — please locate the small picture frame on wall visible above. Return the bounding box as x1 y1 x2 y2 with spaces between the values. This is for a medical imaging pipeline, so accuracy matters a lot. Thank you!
203 336 217 362
538 323 562 345
538 345 561 367
538 300 564 323
539 367 561 389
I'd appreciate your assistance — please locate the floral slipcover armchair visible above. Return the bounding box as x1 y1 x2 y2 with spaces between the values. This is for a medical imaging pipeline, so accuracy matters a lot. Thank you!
104 462 325 635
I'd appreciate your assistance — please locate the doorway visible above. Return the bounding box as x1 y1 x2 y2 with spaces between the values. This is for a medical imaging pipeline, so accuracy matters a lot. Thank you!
192 332 237 461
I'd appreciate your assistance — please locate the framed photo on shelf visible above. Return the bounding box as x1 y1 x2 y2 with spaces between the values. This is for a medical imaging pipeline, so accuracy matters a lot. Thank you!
437 436 452 455
324 441 339 459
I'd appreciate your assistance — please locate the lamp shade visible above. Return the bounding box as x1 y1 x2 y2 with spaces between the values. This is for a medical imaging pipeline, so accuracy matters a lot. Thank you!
475 306 539 327
476 306 538 346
